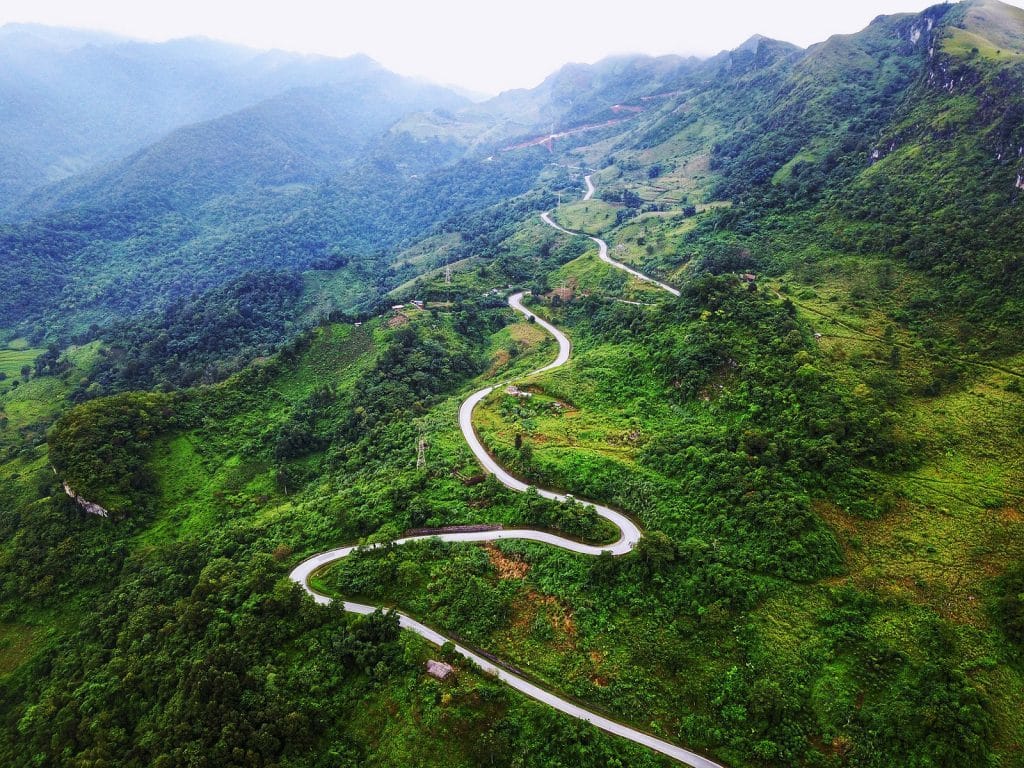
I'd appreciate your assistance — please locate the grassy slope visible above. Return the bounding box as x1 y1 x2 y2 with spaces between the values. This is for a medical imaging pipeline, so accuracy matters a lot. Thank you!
0 341 101 449
766 264 1024 755
2 308 654 766
319 173 1024 766
5 180 1021 767
0 348 39 380
133 307 650 763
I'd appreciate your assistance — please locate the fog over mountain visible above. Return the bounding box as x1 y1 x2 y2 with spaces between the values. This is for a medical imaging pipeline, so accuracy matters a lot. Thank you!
0 24 442 203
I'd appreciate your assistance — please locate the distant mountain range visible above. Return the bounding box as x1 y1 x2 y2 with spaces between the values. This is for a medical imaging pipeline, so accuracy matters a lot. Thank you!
2 0 1024 347
0 23 458 205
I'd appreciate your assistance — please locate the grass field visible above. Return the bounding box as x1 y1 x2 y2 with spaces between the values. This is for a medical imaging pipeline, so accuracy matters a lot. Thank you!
551 200 617 235
0 342 101 454
0 623 39 676
943 26 1024 61
0 347 42 387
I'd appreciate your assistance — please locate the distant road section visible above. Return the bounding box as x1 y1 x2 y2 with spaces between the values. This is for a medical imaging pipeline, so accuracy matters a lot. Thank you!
583 173 596 201
541 200 681 297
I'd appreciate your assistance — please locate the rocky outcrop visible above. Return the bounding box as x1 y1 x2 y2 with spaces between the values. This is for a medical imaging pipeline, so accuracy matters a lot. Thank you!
62 481 110 518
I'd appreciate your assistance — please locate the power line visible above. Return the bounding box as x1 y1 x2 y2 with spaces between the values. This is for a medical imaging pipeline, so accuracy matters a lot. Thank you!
416 435 427 469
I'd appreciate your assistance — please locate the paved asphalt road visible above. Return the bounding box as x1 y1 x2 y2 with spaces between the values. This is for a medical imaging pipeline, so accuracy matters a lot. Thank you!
544 179 680 296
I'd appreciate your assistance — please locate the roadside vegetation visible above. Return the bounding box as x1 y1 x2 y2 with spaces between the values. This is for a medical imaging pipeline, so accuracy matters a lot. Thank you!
2 3 1024 766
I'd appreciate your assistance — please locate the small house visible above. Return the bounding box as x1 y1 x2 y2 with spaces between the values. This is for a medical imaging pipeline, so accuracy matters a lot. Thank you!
426 660 454 680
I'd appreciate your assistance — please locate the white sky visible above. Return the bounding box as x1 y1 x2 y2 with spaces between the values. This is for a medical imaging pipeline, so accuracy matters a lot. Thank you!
3 0 1022 95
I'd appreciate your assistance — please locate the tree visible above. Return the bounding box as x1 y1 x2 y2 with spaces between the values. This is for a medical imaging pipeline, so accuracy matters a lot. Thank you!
636 531 677 575
519 439 533 466
889 346 901 369
997 562 1024 647
589 550 617 584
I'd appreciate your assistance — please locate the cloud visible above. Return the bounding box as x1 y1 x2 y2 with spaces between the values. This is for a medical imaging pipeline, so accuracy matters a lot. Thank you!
4 0 1023 94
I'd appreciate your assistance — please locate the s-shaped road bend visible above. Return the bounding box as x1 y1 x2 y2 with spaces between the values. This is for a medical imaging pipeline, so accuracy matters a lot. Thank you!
290 180 719 767
545 174 680 297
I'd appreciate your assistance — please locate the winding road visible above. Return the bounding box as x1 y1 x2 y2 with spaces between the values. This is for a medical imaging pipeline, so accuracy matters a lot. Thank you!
289 180 715 766
544 174 681 297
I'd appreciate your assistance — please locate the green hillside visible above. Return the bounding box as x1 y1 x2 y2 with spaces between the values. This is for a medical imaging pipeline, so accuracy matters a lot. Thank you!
1 1 1024 767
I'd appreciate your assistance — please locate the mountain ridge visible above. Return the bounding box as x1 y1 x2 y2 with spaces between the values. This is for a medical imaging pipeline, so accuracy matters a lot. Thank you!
0 25 397 206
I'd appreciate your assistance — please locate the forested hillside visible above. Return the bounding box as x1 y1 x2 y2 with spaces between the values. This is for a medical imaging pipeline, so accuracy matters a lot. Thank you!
0 103 544 338
1 2 1023 767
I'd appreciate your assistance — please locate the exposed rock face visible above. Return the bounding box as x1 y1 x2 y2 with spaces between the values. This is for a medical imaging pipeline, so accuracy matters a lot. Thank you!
62 481 110 518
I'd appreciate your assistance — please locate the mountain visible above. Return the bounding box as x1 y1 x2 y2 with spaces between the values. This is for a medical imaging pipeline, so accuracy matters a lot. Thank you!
7 0 1024 347
534 0 1024 323
390 53 706 154
3 6 1024 765
0 76 541 334
18 76 469 220
0 24 404 206
0 47 722 339
699 0 1024 332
